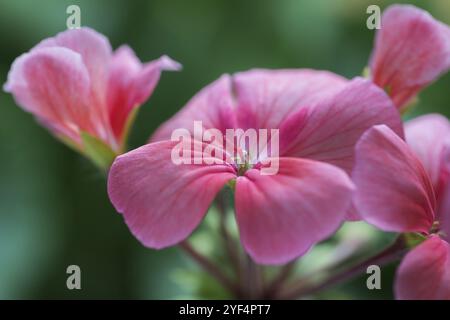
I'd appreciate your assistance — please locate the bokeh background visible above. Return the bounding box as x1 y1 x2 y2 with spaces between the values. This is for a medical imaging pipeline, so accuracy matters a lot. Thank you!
0 0 449 299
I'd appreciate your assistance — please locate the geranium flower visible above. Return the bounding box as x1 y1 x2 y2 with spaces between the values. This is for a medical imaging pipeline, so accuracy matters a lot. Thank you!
108 69 402 264
352 116 450 299
4 27 180 168
368 5 450 110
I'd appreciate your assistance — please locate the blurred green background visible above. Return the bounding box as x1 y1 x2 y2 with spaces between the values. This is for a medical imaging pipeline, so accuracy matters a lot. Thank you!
0 0 449 299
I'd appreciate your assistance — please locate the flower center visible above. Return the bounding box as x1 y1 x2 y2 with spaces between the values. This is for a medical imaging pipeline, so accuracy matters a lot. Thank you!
235 149 252 176
237 161 251 176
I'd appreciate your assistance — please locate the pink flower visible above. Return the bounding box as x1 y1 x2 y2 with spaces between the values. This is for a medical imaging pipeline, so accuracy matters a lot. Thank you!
4 27 181 166
369 5 450 110
108 69 403 265
352 116 450 299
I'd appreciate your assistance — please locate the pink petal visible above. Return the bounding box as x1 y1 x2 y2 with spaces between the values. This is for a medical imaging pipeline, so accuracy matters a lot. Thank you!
108 140 236 249
280 78 403 173
235 158 354 265
345 204 361 221
405 115 450 240
395 236 450 300
4 47 93 144
353 125 435 233
435 144 450 241
35 27 115 146
36 27 112 102
232 69 347 130
370 5 450 109
151 69 347 142
151 74 237 142
405 114 450 187
5 27 119 147
107 45 181 141
438 181 450 242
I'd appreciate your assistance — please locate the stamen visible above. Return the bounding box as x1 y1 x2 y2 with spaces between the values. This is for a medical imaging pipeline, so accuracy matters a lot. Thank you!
235 150 251 176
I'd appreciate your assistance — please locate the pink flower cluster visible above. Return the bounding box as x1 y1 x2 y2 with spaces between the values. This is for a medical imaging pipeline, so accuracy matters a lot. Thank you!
4 5 450 299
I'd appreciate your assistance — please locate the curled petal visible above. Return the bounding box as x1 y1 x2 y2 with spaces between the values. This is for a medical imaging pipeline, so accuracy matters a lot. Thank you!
370 5 450 109
4 27 116 147
405 114 450 187
405 115 450 237
395 236 450 300
36 27 112 100
235 158 354 265
4 47 93 145
353 125 435 233
108 140 236 249
108 45 181 141
438 181 450 242
436 143 450 240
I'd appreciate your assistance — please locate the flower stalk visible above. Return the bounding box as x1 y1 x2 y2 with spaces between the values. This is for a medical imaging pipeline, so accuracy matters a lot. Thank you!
179 241 240 297
279 236 408 299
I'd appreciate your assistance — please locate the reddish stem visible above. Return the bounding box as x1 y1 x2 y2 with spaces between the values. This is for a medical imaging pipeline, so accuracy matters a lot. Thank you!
279 237 407 299
179 241 240 297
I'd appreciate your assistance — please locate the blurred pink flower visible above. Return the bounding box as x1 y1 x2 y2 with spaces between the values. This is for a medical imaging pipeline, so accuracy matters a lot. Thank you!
369 5 450 110
352 117 450 299
108 69 403 264
4 27 181 159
